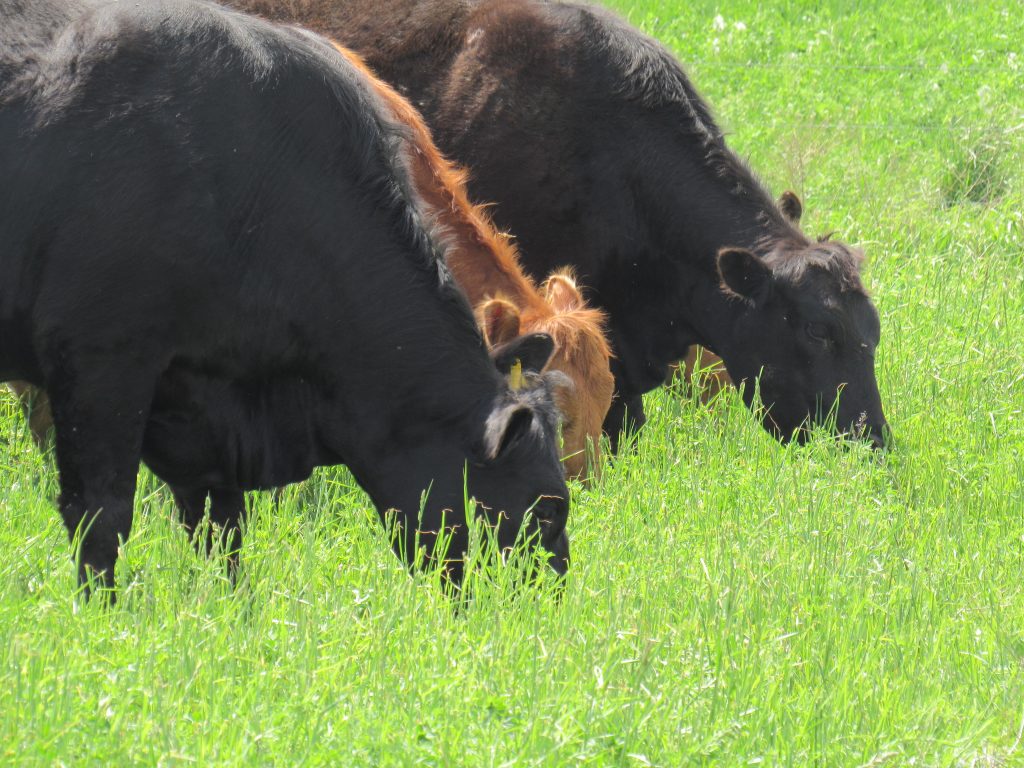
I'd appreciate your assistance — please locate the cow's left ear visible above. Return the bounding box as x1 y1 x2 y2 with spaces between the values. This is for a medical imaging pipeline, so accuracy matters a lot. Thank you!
779 190 803 224
478 298 521 347
483 402 535 460
717 247 773 306
491 332 555 378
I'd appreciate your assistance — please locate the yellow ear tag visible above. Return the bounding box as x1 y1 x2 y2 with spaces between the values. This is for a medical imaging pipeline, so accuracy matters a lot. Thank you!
509 358 524 391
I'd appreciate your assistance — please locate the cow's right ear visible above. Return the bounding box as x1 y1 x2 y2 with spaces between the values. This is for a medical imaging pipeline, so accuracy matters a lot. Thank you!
717 247 773 306
478 298 522 347
543 272 583 312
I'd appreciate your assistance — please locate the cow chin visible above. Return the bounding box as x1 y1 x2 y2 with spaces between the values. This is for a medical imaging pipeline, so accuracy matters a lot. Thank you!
751 383 817 444
760 411 804 444
736 376 797 440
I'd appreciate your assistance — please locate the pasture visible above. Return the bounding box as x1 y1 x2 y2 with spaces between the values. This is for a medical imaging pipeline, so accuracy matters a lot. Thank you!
1 0 1022 764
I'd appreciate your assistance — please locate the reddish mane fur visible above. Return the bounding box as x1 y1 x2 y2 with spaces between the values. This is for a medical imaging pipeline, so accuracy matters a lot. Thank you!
334 45 550 314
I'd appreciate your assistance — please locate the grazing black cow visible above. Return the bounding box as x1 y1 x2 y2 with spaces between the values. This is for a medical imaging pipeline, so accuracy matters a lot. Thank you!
0 0 570 594
239 0 889 449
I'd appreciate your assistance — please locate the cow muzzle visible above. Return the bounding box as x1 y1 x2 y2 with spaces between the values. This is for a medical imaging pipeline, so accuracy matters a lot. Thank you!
546 530 570 576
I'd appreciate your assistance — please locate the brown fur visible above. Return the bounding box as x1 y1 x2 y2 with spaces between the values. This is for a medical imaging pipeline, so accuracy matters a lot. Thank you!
6 382 53 449
230 0 471 59
331 44 612 479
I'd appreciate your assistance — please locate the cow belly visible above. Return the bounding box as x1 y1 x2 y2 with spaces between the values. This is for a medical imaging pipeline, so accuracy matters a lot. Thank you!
142 368 324 492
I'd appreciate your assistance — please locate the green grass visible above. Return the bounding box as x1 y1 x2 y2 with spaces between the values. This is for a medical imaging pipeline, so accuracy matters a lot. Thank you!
3 1 1024 765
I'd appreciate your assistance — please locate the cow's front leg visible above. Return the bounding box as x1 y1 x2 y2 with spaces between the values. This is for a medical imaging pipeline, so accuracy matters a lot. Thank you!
47 367 153 598
603 393 646 453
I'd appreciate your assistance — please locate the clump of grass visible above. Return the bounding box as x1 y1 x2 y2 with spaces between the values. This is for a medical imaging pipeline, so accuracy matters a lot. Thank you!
941 125 1012 206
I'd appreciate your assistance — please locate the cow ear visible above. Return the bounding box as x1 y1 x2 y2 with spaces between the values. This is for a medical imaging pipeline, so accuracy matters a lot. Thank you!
717 247 773 305
478 298 521 347
779 190 803 224
483 402 535 460
491 332 555 376
544 272 582 312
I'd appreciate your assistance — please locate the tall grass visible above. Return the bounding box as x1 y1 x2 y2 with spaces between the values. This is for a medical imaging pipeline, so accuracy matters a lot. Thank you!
2 0 1023 764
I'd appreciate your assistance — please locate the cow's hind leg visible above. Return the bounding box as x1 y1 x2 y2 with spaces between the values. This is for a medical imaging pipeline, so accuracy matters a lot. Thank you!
27 389 55 449
172 486 245 577
7 382 55 449
47 369 153 598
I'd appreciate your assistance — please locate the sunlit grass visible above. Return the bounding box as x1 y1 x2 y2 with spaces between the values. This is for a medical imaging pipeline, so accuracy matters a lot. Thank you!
2 1 1023 765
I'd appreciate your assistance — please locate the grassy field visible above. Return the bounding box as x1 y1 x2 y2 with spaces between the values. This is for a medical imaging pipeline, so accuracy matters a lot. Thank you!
2 0 1023 765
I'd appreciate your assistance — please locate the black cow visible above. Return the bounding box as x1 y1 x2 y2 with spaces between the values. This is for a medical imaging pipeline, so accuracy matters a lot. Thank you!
258 0 889 449
0 0 570 594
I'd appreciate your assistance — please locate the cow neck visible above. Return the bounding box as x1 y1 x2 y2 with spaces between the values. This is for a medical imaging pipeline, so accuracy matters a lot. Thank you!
423 174 543 312
641 135 802 365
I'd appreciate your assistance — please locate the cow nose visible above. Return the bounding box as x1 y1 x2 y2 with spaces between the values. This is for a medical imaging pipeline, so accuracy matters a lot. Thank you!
546 530 570 576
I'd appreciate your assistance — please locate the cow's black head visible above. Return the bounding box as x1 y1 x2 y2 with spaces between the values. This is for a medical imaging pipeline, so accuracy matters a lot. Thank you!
468 332 571 575
714 214 888 448
372 332 570 586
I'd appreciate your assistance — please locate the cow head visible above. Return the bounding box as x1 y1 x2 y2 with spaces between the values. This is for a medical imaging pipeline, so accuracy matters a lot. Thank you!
478 271 614 481
713 197 888 447
467 331 571 575
361 331 570 586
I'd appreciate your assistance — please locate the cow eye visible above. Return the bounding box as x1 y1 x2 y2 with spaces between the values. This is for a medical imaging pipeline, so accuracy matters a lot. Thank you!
806 322 830 344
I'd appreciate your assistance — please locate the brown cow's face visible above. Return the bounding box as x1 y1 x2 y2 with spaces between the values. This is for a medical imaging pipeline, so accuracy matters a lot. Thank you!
546 329 615 481
540 274 615 481
716 244 888 448
479 274 614 481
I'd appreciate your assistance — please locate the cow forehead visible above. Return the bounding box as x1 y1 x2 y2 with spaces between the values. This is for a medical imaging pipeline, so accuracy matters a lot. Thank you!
781 254 865 301
848 294 882 345
782 281 880 345
769 241 865 294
